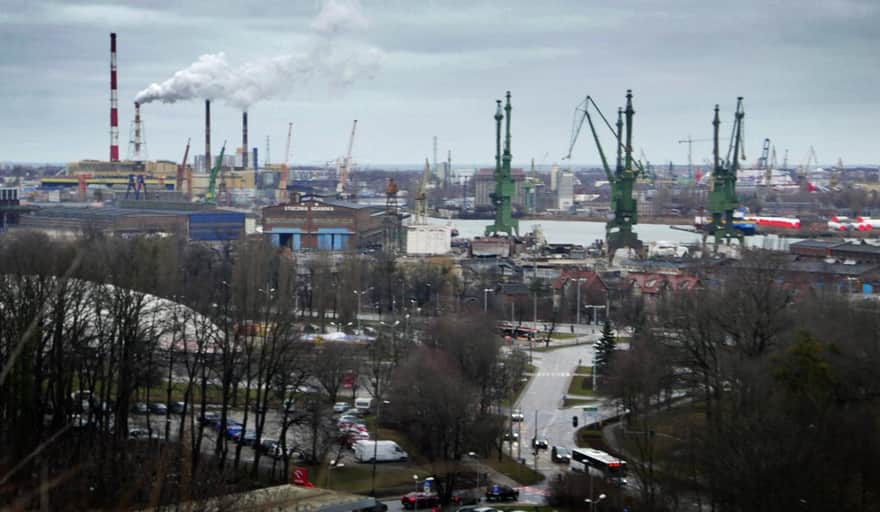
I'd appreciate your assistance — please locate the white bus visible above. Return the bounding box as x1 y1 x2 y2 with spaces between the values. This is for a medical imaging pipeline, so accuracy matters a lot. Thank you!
571 448 627 483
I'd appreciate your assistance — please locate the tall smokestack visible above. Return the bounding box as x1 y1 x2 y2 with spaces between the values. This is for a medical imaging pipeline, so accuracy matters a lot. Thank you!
110 33 119 162
242 111 249 169
205 99 211 172
133 102 142 160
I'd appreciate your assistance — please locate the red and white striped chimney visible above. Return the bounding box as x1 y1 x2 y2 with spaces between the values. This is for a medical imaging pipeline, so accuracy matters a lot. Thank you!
133 101 142 160
110 33 119 162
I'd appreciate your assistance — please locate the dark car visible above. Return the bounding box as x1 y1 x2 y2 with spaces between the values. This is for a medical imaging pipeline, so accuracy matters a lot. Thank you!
551 445 571 463
131 402 149 414
451 489 480 506
400 492 440 510
199 411 221 427
149 402 168 414
532 437 549 450
502 431 519 442
169 401 186 414
237 430 258 446
485 484 519 502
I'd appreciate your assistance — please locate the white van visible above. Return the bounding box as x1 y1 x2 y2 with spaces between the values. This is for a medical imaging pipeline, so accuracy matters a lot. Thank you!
354 397 374 413
353 440 408 463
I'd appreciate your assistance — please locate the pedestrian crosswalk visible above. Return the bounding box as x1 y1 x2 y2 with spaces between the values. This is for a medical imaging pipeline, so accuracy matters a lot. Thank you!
533 372 573 377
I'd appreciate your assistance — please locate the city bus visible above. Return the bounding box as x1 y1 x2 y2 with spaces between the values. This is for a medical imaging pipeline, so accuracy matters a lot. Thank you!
571 448 627 483
496 322 537 340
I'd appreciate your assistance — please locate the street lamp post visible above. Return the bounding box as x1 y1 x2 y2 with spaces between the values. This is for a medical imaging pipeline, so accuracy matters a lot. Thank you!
585 494 607 512
483 288 494 312
353 288 372 334
575 278 587 325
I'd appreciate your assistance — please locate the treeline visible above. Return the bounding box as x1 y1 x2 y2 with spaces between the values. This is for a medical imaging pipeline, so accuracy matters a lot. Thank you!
0 231 520 510
603 252 880 512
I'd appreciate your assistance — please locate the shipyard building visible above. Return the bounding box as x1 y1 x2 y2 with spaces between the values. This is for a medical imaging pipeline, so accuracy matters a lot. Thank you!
262 197 396 251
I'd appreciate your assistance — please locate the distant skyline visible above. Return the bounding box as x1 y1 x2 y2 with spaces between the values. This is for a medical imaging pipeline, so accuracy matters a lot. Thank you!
1 0 878 167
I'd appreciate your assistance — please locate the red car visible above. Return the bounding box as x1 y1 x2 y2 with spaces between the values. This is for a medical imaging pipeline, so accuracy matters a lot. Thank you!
400 492 440 510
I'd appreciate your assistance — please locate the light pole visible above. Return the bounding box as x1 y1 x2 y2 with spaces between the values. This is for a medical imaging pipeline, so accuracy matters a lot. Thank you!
413 474 419 493
330 321 353 333
483 288 494 312
575 278 587 325
585 493 607 512
353 288 372 333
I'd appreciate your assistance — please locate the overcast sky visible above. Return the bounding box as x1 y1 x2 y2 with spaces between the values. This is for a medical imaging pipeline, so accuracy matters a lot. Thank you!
1 0 878 168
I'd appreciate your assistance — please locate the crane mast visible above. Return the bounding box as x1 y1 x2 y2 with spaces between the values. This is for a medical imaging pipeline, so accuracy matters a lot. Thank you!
484 91 518 237
567 90 643 257
337 119 358 194
704 98 747 246
278 122 292 200
178 137 190 199
414 158 430 224
205 142 226 203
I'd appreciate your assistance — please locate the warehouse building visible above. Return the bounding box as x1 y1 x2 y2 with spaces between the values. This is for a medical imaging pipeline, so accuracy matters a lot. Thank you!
14 202 244 242
262 197 393 251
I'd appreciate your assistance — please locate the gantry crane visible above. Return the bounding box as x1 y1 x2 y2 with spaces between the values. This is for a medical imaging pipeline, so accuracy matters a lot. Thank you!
566 89 643 256
414 158 431 224
178 137 191 199
337 119 358 195
484 91 519 237
704 98 747 246
205 142 226 203
279 122 292 200
677 136 713 184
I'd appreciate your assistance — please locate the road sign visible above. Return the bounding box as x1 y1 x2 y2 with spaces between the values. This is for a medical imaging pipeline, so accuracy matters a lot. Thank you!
291 466 309 486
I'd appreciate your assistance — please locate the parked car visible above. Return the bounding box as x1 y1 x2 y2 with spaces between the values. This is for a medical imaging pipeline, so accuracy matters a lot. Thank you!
510 409 524 422
456 508 499 512
532 437 549 450
485 484 519 502
260 439 293 459
199 411 221 427
502 431 519 442
451 489 480 506
169 401 186 414
225 425 243 441
149 402 168 414
131 402 148 415
237 430 258 446
551 445 571 463
401 492 440 510
333 402 350 413
129 427 158 440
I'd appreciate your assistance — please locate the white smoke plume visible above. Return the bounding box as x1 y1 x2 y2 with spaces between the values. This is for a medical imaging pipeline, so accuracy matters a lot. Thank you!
134 0 382 109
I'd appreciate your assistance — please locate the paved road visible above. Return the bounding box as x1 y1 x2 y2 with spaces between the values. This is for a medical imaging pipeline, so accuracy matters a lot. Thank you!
511 333 623 489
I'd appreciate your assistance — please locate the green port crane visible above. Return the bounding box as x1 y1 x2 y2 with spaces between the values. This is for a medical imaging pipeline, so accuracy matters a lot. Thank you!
704 98 746 245
205 141 226 203
566 89 643 256
485 91 519 237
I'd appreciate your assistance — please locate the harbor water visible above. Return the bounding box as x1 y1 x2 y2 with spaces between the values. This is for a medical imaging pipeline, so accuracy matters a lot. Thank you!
427 217 796 251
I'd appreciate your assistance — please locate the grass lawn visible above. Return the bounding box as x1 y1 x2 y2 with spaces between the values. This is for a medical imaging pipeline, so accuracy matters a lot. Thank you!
575 427 611 451
619 402 706 462
482 453 545 486
315 462 420 494
550 333 578 340
575 366 592 375
562 398 591 408
566 376 595 397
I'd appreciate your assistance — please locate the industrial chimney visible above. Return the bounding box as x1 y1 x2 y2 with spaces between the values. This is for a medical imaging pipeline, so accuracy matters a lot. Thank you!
110 33 119 162
133 102 142 160
242 111 249 169
205 99 211 172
